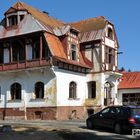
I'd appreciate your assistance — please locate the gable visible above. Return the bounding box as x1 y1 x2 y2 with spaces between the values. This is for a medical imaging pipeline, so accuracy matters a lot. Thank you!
0 14 53 39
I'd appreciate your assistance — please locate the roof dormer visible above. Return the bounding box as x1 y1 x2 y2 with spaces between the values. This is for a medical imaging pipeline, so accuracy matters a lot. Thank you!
4 2 27 28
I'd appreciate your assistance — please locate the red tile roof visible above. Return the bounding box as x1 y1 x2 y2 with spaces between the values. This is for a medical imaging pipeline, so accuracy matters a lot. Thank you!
44 32 92 68
44 32 67 59
118 72 140 89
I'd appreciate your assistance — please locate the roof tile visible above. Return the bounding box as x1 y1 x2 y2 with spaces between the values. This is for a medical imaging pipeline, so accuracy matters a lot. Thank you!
118 72 140 89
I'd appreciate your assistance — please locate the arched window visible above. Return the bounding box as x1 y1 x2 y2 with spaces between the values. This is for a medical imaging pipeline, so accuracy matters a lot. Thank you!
35 82 44 99
69 82 77 99
11 83 21 100
108 27 113 39
104 82 112 106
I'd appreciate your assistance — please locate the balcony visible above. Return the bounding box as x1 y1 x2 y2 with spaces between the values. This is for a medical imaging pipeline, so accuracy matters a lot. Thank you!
0 58 51 72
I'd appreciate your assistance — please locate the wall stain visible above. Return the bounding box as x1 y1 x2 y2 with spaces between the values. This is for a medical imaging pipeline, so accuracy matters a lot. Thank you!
45 79 57 105
84 80 103 106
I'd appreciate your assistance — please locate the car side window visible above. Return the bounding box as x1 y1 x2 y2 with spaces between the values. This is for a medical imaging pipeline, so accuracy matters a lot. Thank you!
116 107 121 114
110 108 117 114
101 108 110 114
110 107 121 114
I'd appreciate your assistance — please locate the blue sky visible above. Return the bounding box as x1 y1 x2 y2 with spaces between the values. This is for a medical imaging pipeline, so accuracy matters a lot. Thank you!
0 0 140 71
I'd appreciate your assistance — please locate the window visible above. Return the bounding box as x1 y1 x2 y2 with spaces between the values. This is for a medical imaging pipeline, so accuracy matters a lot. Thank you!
42 40 50 58
12 41 25 62
69 82 77 99
35 82 44 99
101 107 110 114
20 15 24 21
8 15 17 26
0 86 1 99
105 46 115 65
33 41 40 59
70 44 77 60
108 27 113 39
0 42 3 63
88 81 96 98
104 82 112 106
11 83 21 100
122 93 140 105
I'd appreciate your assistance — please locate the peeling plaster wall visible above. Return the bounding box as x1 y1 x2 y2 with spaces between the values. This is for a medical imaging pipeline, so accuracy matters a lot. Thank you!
0 68 56 109
86 73 103 106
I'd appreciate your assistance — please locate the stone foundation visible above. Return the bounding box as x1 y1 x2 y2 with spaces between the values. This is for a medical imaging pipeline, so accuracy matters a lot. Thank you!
0 106 89 120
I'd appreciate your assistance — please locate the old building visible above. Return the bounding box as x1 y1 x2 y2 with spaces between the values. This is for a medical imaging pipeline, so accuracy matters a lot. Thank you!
0 1 121 120
118 72 140 106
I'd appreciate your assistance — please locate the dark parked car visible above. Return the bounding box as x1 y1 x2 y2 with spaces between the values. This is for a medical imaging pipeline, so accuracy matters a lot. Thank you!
86 106 140 133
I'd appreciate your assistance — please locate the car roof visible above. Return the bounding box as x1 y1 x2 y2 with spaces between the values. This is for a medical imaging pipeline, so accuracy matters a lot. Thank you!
107 105 140 109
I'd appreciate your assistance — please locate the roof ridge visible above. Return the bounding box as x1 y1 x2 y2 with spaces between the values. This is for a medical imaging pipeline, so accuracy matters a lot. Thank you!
12 1 26 10
69 16 106 24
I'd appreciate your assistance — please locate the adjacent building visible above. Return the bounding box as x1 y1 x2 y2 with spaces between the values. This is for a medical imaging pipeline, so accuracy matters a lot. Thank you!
118 72 140 106
0 1 121 120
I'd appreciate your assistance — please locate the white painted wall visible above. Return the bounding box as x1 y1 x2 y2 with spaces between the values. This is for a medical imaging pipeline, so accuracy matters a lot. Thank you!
53 67 87 106
0 67 56 109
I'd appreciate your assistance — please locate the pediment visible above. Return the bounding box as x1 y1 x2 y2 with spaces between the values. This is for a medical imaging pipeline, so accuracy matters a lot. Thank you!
5 7 17 15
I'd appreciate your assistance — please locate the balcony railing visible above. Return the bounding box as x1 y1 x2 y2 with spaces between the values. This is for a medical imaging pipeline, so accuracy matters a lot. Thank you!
0 58 51 72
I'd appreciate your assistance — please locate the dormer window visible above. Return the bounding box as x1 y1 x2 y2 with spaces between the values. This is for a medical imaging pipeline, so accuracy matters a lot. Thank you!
5 11 27 28
107 27 113 40
20 15 24 21
70 44 77 60
70 29 79 38
8 15 17 26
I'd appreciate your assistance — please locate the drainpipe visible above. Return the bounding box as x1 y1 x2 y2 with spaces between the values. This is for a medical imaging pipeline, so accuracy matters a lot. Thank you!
24 92 27 120
3 90 7 120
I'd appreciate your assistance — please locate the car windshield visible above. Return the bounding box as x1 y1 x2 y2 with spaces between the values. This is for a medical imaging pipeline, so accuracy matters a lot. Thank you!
131 108 140 115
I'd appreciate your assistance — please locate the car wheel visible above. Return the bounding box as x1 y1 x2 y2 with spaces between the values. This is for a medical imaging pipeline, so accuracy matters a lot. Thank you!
114 123 122 134
87 120 94 129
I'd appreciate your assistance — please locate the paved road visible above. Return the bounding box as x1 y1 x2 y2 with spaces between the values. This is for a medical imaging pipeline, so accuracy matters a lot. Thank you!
0 120 140 140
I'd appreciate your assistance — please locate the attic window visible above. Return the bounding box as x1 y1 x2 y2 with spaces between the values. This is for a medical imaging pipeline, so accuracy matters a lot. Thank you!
107 28 113 40
8 15 17 26
20 15 24 21
70 44 77 61
70 29 78 37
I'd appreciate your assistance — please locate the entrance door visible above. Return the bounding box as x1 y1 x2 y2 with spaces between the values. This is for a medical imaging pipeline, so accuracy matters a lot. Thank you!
104 82 112 106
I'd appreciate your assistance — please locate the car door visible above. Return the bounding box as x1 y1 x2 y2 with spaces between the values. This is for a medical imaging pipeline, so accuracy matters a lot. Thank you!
104 107 118 128
94 107 111 127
